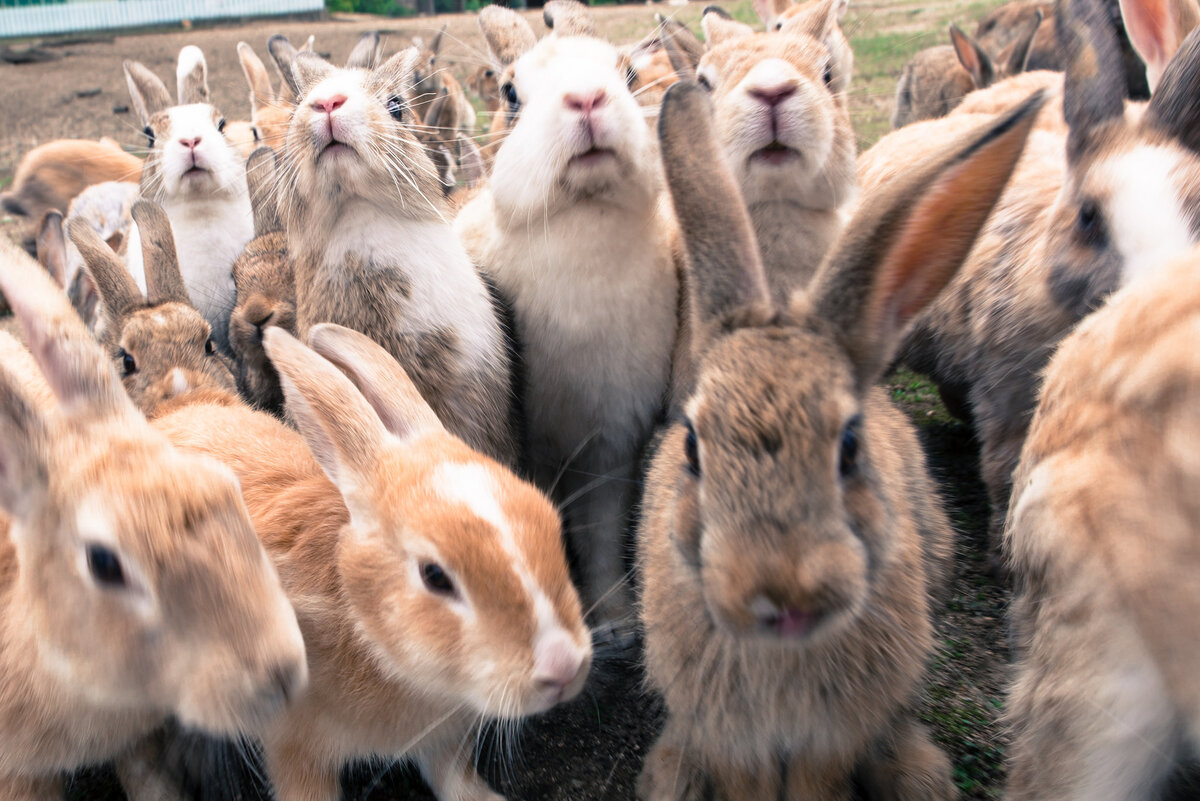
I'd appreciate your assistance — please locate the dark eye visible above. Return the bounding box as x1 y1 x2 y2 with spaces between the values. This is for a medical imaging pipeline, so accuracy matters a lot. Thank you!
626 66 638 89
217 117 227 133
823 62 833 86
119 348 137 376
697 73 713 92
484 69 495 78
205 338 216 355
683 419 700 477
143 126 155 147
774 21 783 30
1076 200 1108 248
502 82 520 110
386 95 405 121
839 415 862 479
87 544 126 588
251 125 261 142
421 562 455 596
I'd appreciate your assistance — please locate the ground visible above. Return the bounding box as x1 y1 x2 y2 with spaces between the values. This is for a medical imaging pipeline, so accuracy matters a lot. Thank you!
1 1 1040 798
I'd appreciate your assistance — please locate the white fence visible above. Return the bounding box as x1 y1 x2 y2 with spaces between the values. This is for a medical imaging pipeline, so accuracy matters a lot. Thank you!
0 0 325 39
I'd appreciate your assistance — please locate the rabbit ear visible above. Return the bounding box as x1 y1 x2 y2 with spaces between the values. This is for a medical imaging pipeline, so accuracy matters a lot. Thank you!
292 52 336 97
950 24 996 88
702 7 756 47
246 146 281 236
177 46 211 105
68 216 142 334
238 42 277 114
659 81 770 355
544 0 596 37
810 91 1044 391
36 211 68 290
457 135 486 188
263 327 388 517
268 34 303 99
752 0 789 29
124 60 172 127
308 323 445 442
346 30 381 69
0 359 51 522
999 8 1043 75
431 24 447 56
1058 0 1127 162
1145 26 1200 154
131 201 191 307
780 0 840 40
0 237 134 420
479 5 538 68
661 22 701 80
370 47 421 98
1121 0 1200 91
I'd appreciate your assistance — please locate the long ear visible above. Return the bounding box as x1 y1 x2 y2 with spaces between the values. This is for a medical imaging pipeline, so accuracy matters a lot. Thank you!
479 5 538 68
263 327 387 514
752 0 785 29
0 237 134 419
543 0 597 37
308 323 445 442
68 216 142 336
1120 0 1200 91
238 42 277 115
346 30 382 69
1145 25 1200 153
431 24 447 57
177 46 211 105
702 7 756 46
950 24 996 88
124 61 172 127
36 211 68 290
372 47 421 99
1059 0 1127 162
810 91 1043 389
661 21 701 80
268 34 303 100
659 81 770 355
781 0 839 40
0 359 50 522
1000 8 1044 75
131 201 191 307
292 52 337 97
246 146 282 235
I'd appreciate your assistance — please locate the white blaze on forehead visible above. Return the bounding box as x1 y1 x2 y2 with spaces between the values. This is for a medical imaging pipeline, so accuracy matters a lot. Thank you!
1107 145 1197 288
741 58 800 94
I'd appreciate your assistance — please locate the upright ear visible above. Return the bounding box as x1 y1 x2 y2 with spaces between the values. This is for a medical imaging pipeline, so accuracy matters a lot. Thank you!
177 46 211 105
1145 25 1200 153
0 360 51 522
1059 0 1128 161
999 8 1044 75
543 0 597 37
0 237 134 419
661 20 704 79
238 42 277 114
124 61 173 127
292 52 337 97
431 24 447 57
810 91 1043 389
246 147 282 235
1120 0 1200 91
659 81 771 357
131 201 191 307
308 323 445 442
371 47 420 98
780 0 840 40
950 24 996 88
752 0 790 29
702 7 757 46
36 211 68 290
268 34 303 99
346 30 382 70
263 327 388 516
480 5 538 67
67 217 142 337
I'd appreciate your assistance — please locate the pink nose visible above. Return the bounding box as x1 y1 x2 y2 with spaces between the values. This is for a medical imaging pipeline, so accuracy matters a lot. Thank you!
533 633 584 697
564 90 607 114
178 137 201 150
312 94 347 115
749 84 796 107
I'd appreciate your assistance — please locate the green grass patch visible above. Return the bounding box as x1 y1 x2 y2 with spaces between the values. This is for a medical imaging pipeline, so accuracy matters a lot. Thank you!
887 367 954 426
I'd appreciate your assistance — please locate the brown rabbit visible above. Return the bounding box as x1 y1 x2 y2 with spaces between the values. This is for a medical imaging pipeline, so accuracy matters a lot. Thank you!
0 236 305 801
410 25 478 134
1006 245 1200 799
974 1 1060 69
637 81 1041 801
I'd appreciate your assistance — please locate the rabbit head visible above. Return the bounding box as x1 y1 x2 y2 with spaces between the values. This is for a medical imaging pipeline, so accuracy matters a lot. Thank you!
237 41 295 151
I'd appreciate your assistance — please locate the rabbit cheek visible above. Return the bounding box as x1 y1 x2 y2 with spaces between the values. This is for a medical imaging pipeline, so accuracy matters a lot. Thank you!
672 466 703 570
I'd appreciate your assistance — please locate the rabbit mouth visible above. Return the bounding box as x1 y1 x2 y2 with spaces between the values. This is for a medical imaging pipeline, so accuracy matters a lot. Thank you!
750 142 798 165
569 146 616 167
182 165 210 178
318 141 355 161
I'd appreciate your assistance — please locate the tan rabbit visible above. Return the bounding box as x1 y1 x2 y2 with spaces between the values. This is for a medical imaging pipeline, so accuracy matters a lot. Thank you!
1005 246 1200 799
638 81 1040 801
620 16 706 111
974 1 1059 69
0 236 305 801
153 322 592 801
456 2 678 624
756 0 854 97
238 41 297 151
410 25 478 134
694 0 857 305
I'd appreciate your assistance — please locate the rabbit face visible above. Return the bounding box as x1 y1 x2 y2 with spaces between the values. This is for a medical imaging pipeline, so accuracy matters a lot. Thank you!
144 104 244 201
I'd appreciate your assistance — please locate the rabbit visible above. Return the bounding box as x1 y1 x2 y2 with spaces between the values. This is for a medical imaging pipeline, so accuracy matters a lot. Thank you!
619 16 705 111
237 41 297 151
0 234 305 801
692 0 857 305
70 198 237 420
152 322 592 801
455 1 679 624
123 45 254 356
753 0 854 98
864 0 1200 565
228 146 296 416
0 138 142 252
892 12 1043 128
416 91 488 201
974 1 1061 69
410 25 478 134
277 43 518 468
1004 245 1200 800
637 80 1041 801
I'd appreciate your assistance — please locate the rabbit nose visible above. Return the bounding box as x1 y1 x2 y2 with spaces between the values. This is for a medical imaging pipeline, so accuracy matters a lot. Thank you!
564 90 607 114
749 595 818 638
178 137 202 150
312 94 347 115
533 631 585 698
749 83 797 107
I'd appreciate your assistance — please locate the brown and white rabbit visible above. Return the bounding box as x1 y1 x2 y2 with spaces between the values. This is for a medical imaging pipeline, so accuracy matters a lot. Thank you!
0 236 305 801
872 0 1200 563
619 16 705 112
637 81 1040 801
123 45 254 356
694 0 857 304
975 1 1059 68
153 322 591 801
455 2 678 624
277 45 518 467
238 41 298 151
1004 245 1200 799
411 25 478 134
755 0 853 97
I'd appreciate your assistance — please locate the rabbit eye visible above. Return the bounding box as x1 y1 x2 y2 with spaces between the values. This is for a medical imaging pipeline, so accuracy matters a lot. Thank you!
823 62 833 86
839 415 862 479
502 82 521 111
1076 200 1107 248
774 21 783 30
421 562 455 596
217 118 227 134
683 420 700 478
118 348 137 376
697 73 714 92
204 338 216 356
252 126 261 142
386 95 405 122
87 544 126 588
625 66 638 89
143 126 156 147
